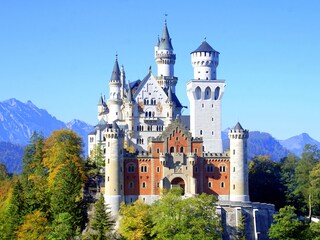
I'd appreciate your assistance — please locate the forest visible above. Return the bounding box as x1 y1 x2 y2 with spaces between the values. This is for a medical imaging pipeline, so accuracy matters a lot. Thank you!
1 130 320 239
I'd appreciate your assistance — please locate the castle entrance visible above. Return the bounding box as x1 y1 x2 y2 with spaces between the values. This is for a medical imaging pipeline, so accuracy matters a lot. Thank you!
171 177 185 195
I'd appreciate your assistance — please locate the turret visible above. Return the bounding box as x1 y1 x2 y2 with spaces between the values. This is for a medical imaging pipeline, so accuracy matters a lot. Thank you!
104 122 125 215
191 40 219 80
108 56 122 122
155 20 177 92
228 122 249 202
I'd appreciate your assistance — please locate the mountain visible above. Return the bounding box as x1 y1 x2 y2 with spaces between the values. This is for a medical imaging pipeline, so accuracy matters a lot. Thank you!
223 130 290 161
0 141 24 173
0 98 66 144
279 133 320 157
0 98 94 173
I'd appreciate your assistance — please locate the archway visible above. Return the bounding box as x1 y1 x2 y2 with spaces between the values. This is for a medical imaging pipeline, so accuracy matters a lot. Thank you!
171 177 185 195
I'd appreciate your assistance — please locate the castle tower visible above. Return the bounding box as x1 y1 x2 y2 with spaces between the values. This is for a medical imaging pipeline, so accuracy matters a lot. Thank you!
165 86 174 126
155 20 177 92
108 56 122 122
228 122 249 202
104 122 124 215
187 41 225 153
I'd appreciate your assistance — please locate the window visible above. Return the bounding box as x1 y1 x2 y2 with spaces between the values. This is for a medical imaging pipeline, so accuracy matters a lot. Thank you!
127 165 135 173
170 146 174 153
195 148 198 154
157 182 160 188
220 182 225 188
219 165 226 173
89 137 94 143
207 165 214 172
233 184 236 190
180 147 183 153
140 165 148 173
142 182 146 188
195 166 198 173
214 87 220 100
157 167 160 172
204 87 211 100
208 182 212 188
157 148 160 153
233 167 235 172
195 87 201 100
233 149 236 155
129 181 134 189
200 130 203 135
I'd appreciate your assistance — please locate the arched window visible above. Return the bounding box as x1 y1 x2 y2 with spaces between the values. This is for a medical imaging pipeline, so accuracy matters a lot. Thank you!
140 165 148 173
180 147 184 153
129 181 134 189
142 182 147 188
214 87 220 100
204 87 211 100
195 87 201 100
219 164 226 173
170 146 174 153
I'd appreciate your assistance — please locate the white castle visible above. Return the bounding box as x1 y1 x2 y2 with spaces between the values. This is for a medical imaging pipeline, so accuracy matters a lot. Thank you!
88 20 274 239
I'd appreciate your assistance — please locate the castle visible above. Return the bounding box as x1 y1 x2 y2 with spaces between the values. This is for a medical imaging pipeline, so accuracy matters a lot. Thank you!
88 21 274 239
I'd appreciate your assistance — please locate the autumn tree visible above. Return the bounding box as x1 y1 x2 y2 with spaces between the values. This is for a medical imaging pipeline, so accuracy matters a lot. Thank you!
16 210 50 240
119 200 152 240
43 129 87 236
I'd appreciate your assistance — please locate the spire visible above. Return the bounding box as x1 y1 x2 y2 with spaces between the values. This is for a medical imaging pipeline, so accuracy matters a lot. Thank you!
167 86 172 102
127 81 132 102
110 55 120 81
158 20 173 50
98 95 104 105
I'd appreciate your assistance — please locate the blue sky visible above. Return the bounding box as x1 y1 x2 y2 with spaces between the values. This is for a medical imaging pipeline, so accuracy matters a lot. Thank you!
0 0 319 141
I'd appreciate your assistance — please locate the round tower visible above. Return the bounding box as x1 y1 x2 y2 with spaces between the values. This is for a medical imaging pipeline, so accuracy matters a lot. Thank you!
155 20 176 78
191 40 219 80
187 40 225 153
228 122 249 202
104 122 124 215
108 56 122 122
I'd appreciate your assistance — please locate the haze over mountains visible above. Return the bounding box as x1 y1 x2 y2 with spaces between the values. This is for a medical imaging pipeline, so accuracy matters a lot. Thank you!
0 98 319 173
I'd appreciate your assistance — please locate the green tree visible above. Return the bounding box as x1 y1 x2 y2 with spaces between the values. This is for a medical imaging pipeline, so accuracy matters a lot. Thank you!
294 144 320 216
150 188 221 240
309 221 320 240
268 206 305 240
249 155 286 209
48 212 74 240
119 200 152 240
280 154 301 208
90 194 115 239
0 162 9 180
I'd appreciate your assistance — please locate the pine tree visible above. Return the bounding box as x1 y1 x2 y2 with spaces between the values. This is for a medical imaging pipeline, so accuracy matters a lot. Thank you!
91 194 115 239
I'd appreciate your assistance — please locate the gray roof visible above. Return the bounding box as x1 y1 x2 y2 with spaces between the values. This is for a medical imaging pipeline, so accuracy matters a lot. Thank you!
110 57 120 81
158 22 173 50
191 41 218 53
234 122 244 131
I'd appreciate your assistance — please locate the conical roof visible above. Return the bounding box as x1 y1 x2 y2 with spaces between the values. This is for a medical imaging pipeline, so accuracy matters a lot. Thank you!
110 57 120 81
192 41 218 53
234 122 244 131
158 21 173 50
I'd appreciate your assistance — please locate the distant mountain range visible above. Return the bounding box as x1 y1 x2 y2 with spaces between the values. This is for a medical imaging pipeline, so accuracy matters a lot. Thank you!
0 98 94 172
0 98 319 173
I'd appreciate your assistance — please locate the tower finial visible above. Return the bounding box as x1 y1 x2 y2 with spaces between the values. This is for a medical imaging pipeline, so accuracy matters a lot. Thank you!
116 52 118 60
164 13 168 23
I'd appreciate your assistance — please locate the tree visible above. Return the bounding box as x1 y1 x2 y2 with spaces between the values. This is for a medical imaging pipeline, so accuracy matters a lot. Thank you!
249 156 286 209
119 200 152 240
43 129 87 235
268 206 305 240
150 188 221 240
16 210 50 240
294 144 320 216
280 154 301 208
90 194 115 239
0 162 9 180
48 212 74 240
